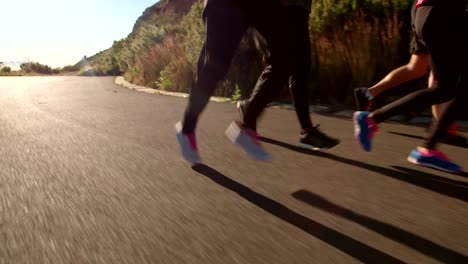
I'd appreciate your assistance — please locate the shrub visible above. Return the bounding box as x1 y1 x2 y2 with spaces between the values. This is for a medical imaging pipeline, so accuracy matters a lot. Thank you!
1 66 11 73
61 65 81 72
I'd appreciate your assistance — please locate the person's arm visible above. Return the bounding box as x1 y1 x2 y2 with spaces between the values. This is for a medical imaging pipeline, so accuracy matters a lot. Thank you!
368 53 429 98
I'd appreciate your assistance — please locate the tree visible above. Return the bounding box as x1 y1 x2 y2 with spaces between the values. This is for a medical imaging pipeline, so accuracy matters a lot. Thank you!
1 66 11 73
20 63 33 73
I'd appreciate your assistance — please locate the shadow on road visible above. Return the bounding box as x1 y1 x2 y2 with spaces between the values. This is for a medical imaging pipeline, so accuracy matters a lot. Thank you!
387 131 426 141
292 190 468 263
391 166 468 184
192 164 404 263
388 131 468 149
259 136 468 202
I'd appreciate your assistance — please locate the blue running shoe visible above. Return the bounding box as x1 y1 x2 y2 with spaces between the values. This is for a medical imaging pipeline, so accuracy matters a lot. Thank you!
237 100 258 133
225 121 271 161
175 122 201 165
353 111 379 152
407 148 462 174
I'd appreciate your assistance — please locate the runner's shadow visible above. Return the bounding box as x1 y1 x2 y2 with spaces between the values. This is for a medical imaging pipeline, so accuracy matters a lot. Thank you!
292 190 468 263
192 164 403 263
392 166 468 181
388 131 468 149
258 136 324 155
259 136 468 202
387 131 426 141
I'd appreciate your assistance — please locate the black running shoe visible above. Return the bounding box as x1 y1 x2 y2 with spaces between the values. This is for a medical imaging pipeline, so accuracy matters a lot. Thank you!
354 87 371 111
299 125 340 150
237 100 257 132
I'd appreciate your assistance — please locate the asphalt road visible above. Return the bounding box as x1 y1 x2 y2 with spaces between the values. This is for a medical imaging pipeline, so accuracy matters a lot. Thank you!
0 76 467 264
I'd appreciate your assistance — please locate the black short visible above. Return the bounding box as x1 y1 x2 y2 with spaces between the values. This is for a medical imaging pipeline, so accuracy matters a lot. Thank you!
410 0 468 54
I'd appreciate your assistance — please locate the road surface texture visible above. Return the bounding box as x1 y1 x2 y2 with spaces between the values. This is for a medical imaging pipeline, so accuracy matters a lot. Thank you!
0 76 467 263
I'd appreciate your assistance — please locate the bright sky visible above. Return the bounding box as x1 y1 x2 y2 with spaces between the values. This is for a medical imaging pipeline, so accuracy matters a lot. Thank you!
1 0 159 69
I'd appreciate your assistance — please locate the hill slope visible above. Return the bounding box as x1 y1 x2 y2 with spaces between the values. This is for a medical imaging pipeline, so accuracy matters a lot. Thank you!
81 0 420 108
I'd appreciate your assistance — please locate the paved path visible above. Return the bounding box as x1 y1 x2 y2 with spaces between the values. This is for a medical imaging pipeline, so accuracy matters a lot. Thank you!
0 76 467 263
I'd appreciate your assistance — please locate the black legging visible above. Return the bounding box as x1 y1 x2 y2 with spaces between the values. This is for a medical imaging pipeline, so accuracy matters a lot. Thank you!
244 6 313 132
371 2 467 149
182 0 290 133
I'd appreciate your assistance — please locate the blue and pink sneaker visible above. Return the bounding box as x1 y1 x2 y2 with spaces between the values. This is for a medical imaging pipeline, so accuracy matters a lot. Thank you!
225 121 271 161
175 122 201 165
407 148 462 174
353 111 379 152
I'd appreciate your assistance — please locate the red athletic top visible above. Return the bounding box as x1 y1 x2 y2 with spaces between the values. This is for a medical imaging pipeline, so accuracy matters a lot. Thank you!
416 0 427 8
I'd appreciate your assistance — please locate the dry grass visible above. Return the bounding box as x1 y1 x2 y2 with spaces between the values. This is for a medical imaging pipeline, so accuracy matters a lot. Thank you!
312 10 404 105
128 36 190 88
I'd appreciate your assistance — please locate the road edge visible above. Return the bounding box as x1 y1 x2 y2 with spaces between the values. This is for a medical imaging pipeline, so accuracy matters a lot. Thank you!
114 76 468 129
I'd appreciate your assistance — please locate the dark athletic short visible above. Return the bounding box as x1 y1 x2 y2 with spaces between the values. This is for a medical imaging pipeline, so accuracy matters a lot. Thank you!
410 0 428 54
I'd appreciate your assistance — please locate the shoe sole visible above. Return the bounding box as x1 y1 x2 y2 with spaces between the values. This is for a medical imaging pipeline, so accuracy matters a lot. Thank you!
298 141 340 151
407 156 461 174
298 143 322 151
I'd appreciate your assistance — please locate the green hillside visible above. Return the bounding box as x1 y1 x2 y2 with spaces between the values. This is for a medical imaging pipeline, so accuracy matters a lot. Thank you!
83 0 420 107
